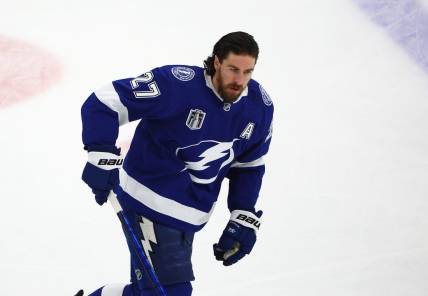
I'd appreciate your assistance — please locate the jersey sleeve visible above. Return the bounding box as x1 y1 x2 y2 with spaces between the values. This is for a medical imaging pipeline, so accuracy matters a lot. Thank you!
81 66 177 148
226 93 274 213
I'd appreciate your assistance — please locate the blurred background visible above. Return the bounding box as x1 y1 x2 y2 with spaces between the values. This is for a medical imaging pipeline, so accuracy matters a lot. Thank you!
1 0 427 295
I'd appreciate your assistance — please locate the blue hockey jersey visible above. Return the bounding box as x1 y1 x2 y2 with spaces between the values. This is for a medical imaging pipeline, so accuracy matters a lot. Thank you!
81 65 274 232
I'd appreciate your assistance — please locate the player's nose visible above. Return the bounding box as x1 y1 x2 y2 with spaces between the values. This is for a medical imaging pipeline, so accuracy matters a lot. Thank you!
233 72 245 85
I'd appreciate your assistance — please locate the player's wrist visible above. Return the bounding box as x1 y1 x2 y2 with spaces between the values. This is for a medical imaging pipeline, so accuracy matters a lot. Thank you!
87 151 123 170
84 144 121 155
229 209 262 232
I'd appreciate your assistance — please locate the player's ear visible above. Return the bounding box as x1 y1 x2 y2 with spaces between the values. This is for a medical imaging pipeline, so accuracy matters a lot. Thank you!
214 55 221 71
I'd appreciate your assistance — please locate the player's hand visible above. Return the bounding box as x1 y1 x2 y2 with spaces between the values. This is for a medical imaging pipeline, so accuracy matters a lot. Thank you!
213 210 262 266
81 145 123 205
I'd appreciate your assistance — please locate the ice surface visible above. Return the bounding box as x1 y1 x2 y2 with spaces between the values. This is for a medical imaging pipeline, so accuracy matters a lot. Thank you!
353 0 428 73
0 0 427 295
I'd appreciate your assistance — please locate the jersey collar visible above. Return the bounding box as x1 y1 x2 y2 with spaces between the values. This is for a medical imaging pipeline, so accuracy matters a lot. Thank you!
204 71 248 104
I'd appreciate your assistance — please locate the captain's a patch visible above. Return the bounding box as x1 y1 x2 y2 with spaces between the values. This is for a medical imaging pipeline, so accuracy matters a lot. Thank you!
240 122 255 139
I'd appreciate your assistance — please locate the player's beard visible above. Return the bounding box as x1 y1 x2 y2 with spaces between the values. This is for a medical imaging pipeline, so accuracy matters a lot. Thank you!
216 76 244 103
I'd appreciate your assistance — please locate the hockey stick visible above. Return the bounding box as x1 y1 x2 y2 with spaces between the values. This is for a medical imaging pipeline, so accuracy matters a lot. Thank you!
108 192 167 296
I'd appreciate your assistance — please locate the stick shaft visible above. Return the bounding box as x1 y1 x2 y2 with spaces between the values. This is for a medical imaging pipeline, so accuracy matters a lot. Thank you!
108 192 167 296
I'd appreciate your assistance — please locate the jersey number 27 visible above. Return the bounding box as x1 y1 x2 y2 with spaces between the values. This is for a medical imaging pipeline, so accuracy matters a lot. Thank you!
130 71 161 98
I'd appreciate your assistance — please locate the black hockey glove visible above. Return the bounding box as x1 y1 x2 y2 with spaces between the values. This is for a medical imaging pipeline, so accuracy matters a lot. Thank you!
81 145 123 205
213 210 262 266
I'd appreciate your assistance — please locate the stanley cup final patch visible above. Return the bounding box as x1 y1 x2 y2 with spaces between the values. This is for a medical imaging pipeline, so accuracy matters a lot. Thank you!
186 109 206 130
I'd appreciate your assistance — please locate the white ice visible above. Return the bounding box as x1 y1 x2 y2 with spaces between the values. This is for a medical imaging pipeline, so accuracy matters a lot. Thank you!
0 0 427 295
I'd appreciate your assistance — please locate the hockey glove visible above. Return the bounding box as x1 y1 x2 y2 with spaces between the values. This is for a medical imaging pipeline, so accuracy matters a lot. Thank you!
81 146 123 205
213 210 262 266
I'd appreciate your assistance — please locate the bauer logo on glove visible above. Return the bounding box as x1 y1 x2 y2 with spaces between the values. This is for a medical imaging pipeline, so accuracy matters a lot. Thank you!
82 147 123 205
236 213 261 229
97 158 124 166
213 210 262 266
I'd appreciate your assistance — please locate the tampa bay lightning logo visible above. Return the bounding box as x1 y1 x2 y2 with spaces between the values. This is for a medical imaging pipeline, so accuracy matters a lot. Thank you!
176 139 239 184
259 84 272 106
171 66 195 81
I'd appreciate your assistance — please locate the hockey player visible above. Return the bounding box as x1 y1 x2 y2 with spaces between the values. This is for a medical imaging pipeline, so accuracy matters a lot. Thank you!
79 31 274 296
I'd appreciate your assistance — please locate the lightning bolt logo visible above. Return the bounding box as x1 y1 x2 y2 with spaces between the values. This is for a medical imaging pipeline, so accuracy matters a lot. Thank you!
176 139 239 184
138 217 157 267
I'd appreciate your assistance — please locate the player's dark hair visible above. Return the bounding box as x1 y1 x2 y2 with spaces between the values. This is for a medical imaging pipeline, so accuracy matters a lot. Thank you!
204 31 259 76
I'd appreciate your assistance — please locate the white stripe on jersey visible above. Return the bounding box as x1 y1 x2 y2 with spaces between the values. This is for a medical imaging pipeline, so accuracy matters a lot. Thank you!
119 169 216 226
101 283 127 296
95 83 129 125
230 156 265 168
